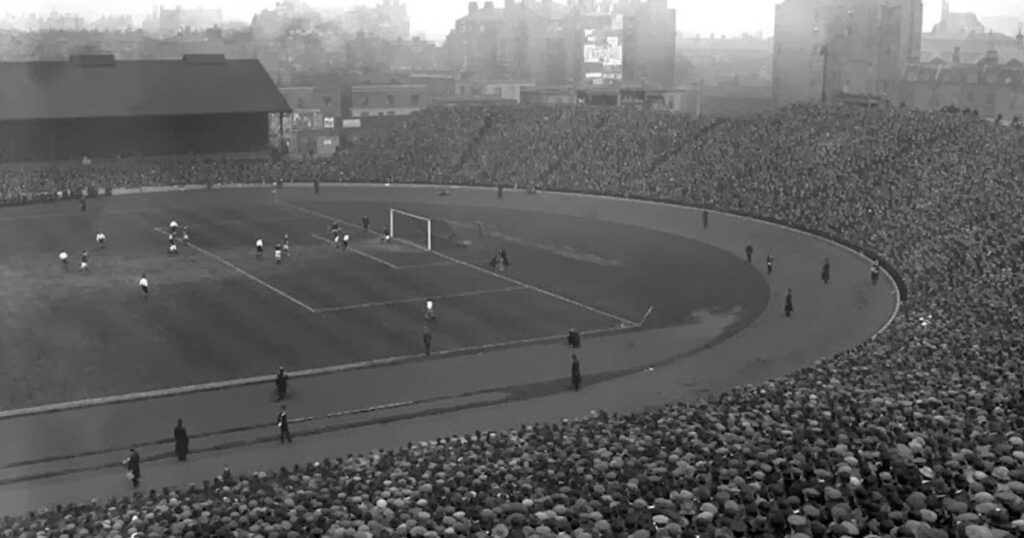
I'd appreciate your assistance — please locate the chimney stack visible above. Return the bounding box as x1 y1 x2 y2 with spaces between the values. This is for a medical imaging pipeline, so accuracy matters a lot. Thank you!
952 46 960 64
469 2 478 13
484 1 494 10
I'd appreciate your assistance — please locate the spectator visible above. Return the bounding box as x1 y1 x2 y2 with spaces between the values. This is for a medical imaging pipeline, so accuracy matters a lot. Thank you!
122 448 140 488
173 419 189 462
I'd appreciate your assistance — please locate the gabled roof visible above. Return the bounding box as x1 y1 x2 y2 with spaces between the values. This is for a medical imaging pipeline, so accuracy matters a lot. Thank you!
0 56 290 122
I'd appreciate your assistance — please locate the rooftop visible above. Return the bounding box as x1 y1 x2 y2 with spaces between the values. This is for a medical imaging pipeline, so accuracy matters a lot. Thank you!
0 55 290 122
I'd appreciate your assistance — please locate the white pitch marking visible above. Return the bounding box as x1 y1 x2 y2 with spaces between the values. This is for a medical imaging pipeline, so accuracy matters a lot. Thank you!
150 228 317 313
315 285 525 313
429 247 640 328
310 233 400 270
0 323 634 420
284 201 640 328
396 261 458 270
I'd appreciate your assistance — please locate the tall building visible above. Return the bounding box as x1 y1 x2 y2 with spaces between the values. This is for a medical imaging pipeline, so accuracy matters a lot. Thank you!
773 0 922 106
445 0 675 88
621 0 676 87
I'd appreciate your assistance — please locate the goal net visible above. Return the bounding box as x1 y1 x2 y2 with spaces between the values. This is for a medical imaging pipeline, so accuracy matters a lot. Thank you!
390 208 433 251
389 208 467 252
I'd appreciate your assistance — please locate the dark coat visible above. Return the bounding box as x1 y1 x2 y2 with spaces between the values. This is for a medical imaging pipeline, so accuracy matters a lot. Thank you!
125 451 141 476
174 425 189 454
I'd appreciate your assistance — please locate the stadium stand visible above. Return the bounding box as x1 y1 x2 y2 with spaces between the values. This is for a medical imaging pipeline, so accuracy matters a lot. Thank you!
4 103 1024 537
0 55 290 163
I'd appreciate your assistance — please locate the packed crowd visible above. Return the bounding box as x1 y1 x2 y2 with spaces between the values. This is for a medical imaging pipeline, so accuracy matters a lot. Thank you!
5 103 1024 538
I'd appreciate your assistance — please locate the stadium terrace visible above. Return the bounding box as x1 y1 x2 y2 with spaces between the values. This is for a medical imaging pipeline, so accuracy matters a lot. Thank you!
3 103 1024 538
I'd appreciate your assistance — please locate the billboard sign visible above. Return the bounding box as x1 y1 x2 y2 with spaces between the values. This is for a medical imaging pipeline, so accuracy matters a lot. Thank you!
582 17 623 84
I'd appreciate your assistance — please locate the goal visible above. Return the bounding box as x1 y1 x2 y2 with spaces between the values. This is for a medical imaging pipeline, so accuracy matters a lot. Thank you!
389 208 433 251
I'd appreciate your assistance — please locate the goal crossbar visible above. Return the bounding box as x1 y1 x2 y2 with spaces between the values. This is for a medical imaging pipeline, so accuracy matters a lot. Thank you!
389 208 432 251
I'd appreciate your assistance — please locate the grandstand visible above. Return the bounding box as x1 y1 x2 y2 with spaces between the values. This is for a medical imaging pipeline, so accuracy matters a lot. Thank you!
3 103 1024 538
0 54 290 163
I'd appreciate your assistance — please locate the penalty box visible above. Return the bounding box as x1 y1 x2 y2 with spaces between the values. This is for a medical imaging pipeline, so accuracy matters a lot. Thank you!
274 202 639 329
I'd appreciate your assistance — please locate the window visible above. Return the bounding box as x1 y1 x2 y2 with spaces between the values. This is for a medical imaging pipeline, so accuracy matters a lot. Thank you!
360 111 369 117
386 95 395 106
411 94 420 106
360 96 369 107
323 96 333 108
986 92 995 105
297 98 306 108
967 91 975 102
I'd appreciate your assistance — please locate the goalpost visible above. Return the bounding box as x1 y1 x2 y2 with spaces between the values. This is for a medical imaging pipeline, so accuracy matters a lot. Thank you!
389 208 433 251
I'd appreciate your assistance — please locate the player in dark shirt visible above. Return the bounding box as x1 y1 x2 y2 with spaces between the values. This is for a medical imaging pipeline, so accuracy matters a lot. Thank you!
745 245 753 263
500 248 510 268
766 255 774 275
362 216 370 232
331 222 341 239
80 250 89 272
821 258 831 285
870 262 880 285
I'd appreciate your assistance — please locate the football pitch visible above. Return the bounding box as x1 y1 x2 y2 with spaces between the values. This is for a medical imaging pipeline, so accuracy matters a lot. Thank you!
0 187 768 411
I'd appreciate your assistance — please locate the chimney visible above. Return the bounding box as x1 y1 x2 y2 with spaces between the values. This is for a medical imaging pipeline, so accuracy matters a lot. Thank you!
484 1 494 9
952 46 960 64
984 49 998 64
1017 24 1023 49
469 2 478 13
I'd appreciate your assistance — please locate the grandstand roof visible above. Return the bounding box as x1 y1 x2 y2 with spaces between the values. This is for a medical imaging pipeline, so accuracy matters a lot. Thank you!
0 56 291 122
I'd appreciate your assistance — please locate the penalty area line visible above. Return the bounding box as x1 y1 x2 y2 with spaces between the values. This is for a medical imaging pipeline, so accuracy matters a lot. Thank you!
425 248 641 329
315 285 525 313
150 227 316 314
310 233 400 269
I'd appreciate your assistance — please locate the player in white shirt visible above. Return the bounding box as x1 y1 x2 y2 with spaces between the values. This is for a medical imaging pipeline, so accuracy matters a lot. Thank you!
95 232 106 248
274 243 283 264
341 234 350 250
181 227 190 242
255 238 264 257
139 274 149 300
425 300 435 321
282 234 290 257
169 220 179 235
80 250 89 272
59 251 69 269
168 242 178 255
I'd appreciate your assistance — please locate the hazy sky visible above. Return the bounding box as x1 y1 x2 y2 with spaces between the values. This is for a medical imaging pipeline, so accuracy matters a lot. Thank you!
2 0 1021 40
